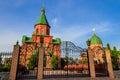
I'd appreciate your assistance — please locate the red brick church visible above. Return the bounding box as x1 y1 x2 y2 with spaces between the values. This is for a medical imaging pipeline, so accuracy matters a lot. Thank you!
19 7 61 69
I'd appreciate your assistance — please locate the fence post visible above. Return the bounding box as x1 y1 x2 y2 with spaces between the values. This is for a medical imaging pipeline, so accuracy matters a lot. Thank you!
9 45 20 80
88 49 96 78
37 47 44 80
105 50 114 79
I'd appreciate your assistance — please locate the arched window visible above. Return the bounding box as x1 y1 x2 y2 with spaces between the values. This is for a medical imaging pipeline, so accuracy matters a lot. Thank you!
36 29 38 34
41 29 44 35
47 29 49 35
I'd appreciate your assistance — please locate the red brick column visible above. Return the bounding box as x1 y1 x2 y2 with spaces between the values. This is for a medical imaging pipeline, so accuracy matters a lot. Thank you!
88 49 96 78
9 45 20 80
105 50 114 79
37 47 44 80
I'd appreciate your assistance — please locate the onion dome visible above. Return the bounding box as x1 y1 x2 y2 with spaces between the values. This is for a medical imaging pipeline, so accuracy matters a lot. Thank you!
90 33 102 45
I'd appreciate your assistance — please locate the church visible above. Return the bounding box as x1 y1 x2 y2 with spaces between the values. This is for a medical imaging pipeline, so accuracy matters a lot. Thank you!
19 7 61 69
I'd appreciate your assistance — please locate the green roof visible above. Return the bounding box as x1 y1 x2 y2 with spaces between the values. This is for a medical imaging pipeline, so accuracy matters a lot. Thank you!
90 33 102 45
50 38 61 44
36 8 50 26
22 35 33 42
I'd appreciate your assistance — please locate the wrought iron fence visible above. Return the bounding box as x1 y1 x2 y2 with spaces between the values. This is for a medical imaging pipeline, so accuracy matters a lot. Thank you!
0 52 12 72
43 41 89 79
0 52 12 80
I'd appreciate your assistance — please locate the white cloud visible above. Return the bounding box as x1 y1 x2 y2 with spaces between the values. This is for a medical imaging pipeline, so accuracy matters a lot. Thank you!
51 22 111 47
52 22 110 40
51 18 58 27
0 30 22 52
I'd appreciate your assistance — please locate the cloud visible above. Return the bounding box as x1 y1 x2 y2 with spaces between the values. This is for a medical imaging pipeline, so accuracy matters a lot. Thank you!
0 29 22 52
51 18 58 27
51 22 111 47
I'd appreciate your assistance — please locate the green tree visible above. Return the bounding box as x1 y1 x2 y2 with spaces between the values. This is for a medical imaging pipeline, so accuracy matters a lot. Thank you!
4 58 12 71
0 55 2 72
113 46 117 51
51 55 58 69
0 55 2 66
28 54 36 70
106 44 119 69
106 43 111 50
110 46 120 70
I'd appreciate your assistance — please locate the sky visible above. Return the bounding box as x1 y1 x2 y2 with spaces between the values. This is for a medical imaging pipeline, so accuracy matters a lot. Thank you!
0 0 120 52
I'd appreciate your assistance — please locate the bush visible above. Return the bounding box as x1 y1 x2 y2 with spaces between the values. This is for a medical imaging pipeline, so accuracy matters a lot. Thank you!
28 54 36 70
51 55 58 69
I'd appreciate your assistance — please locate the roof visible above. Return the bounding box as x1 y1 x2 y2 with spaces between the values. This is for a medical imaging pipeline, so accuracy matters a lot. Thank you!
36 8 50 27
22 35 33 42
50 38 61 44
90 33 102 45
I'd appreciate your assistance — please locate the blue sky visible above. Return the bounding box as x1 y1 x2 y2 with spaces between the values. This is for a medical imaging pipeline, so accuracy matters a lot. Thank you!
0 0 120 52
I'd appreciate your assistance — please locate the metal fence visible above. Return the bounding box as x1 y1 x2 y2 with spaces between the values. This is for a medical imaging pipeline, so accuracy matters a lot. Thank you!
0 52 12 80
0 52 12 72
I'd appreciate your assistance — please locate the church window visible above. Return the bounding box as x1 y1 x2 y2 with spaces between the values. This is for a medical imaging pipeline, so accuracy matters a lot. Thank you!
36 29 38 34
40 37 44 43
41 29 44 35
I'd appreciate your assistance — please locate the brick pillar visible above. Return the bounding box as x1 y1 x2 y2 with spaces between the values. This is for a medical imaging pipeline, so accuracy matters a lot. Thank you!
9 45 20 80
105 50 114 78
117 58 120 69
37 47 44 80
88 49 96 78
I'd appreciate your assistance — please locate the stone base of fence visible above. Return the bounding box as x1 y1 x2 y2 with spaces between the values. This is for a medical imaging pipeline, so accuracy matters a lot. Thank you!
0 70 120 80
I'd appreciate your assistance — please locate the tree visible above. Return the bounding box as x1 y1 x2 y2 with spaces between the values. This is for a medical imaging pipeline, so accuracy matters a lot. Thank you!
51 55 58 69
113 46 117 51
28 54 36 70
106 44 120 70
0 55 2 72
106 43 111 50
0 55 2 66
3 58 12 71
110 46 120 70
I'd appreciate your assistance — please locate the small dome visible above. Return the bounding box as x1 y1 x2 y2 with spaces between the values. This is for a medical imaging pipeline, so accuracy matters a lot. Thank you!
90 33 102 45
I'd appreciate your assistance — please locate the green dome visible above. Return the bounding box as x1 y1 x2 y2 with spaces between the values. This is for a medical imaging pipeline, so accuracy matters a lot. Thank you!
90 33 102 45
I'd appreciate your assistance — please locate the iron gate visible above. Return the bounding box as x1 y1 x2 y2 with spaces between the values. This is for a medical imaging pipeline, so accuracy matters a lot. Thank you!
43 41 89 79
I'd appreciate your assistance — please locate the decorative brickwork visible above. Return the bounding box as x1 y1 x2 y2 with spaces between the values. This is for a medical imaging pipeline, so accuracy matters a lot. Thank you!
19 8 61 69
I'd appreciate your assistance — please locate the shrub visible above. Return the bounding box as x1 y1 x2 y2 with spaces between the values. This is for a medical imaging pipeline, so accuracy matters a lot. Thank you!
28 54 36 70
51 55 58 69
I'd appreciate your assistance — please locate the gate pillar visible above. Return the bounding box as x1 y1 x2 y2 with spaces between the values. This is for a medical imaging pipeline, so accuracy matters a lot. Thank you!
105 50 114 78
9 45 20 80
88 49 96 78
37 47 44 80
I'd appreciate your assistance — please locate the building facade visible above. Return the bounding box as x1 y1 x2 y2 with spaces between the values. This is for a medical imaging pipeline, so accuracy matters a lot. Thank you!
20 8 61 69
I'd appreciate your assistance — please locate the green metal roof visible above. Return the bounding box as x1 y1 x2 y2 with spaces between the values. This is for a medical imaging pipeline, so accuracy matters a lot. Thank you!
36 8 50 26
22 35 33 42
90 33 102 45
50 38 61 44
